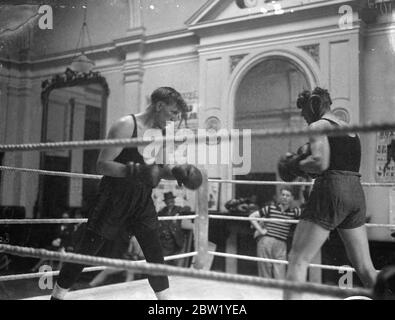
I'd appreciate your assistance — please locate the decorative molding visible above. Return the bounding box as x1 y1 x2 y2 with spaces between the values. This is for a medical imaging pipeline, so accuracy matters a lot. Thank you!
230 54 247 73
235 108 301 121
145 29 195 44
204 116 222 145
123 67 144 83
188 0 358 30
299 44 320 65
197 22 362 55
123 59 144 83
144 52 198 69
333 107 350 123
185 0 220 26
366 22 395 36
41 68 110 99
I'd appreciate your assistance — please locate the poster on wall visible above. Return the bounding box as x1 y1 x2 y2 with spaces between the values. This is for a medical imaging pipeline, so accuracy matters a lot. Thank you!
208 180 221 212
388 188 395 235
152 180 196 213
179 90 199 131
69 178 82 208
376 131 395 182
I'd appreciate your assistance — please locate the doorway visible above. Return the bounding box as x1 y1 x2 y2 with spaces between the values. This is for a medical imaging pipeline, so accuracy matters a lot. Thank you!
42 156 70 218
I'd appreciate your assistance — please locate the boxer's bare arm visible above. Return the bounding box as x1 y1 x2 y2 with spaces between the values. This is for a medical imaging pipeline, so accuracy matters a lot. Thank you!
249 210 266 235
96 116 134 178
299 120 330 174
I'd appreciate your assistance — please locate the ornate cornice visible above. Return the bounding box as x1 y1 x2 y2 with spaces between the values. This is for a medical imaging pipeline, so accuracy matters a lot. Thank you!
41 68 110 100
230 54 248 73
299 44 320 65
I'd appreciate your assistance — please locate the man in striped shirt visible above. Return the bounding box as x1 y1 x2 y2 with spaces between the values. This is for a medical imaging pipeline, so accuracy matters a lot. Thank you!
249 187 301 279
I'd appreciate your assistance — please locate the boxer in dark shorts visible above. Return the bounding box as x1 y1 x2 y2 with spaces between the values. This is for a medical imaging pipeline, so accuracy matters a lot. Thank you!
282 87 377 299
51 87 202 300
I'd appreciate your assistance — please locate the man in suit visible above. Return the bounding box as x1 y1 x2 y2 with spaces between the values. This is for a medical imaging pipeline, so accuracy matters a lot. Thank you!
157 192 187 265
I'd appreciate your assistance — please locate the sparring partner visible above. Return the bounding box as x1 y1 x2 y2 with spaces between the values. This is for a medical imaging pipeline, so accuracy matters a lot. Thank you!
51 87 202 300
279 87 377 299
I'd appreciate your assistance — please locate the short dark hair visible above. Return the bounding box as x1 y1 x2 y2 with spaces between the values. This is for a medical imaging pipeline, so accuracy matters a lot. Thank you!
311 87 332 109
296 90 311 110
296 87 333 109
151 87 188 112
280 186 294 197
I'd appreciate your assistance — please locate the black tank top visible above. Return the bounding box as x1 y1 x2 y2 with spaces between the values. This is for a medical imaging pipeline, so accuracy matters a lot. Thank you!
113 114 144 165
88 114 155 240
325 119 361 172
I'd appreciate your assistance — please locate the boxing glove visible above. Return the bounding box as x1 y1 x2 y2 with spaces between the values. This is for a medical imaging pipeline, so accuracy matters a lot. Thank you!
171 164 203 190
278 153 306 182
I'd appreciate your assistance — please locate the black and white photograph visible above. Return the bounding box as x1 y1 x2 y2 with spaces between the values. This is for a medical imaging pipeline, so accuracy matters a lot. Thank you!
208 180 220 212
0 0 395 305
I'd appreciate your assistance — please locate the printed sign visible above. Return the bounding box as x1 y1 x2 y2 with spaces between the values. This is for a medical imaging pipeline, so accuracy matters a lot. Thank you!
376 131 395 182
389 188 395 234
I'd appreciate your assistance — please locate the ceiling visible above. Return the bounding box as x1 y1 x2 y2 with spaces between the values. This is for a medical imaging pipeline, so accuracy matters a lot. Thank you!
0 4 40 39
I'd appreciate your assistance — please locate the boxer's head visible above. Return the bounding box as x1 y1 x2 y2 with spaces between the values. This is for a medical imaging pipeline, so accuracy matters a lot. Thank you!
150 87 188 130
297 87 332 124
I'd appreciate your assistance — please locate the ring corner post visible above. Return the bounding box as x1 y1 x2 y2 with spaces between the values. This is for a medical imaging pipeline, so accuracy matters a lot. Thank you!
194 167 209 270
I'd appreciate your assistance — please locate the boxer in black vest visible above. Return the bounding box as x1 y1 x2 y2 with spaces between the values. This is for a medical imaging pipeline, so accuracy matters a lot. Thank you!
51 87 202 300
281 87 377 299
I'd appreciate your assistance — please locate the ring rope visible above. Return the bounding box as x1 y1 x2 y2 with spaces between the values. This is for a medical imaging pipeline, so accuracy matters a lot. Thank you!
0 266 107 282
209 178 395 188
0 244 371 298
2 166 395 188
210 214 300 224
1 121 395 153
0 214 393 229
0 215 197 225
212 179 313 186
209 214 395 229
0 166 102 180
0 252 198 282
209 251 356 273
0 219 87 225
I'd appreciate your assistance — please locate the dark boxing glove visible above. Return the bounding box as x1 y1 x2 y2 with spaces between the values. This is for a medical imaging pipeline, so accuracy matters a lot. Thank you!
297 143 312 159
171 164 203 190
126 162 162 188
297 143 319 179
277 153 307 182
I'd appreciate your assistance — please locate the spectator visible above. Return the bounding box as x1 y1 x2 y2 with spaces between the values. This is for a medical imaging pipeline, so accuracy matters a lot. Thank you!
57 211 75 252
249 187 301 279
30 211 74 272
157 192 189 266
69 209 85 252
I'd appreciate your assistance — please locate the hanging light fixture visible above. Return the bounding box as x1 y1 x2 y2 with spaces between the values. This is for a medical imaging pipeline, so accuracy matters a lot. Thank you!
69 6 95 73
70 53 94 73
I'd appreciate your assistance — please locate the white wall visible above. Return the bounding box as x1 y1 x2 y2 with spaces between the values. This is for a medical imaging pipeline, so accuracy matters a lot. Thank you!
361 21 395 242
142 60 199 109
30 0 130 59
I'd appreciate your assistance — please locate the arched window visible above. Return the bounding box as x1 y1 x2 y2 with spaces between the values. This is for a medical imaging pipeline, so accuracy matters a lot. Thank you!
234 57 310 204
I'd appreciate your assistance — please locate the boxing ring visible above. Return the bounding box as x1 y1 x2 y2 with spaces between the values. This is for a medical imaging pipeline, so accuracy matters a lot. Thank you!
1 122 395 300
